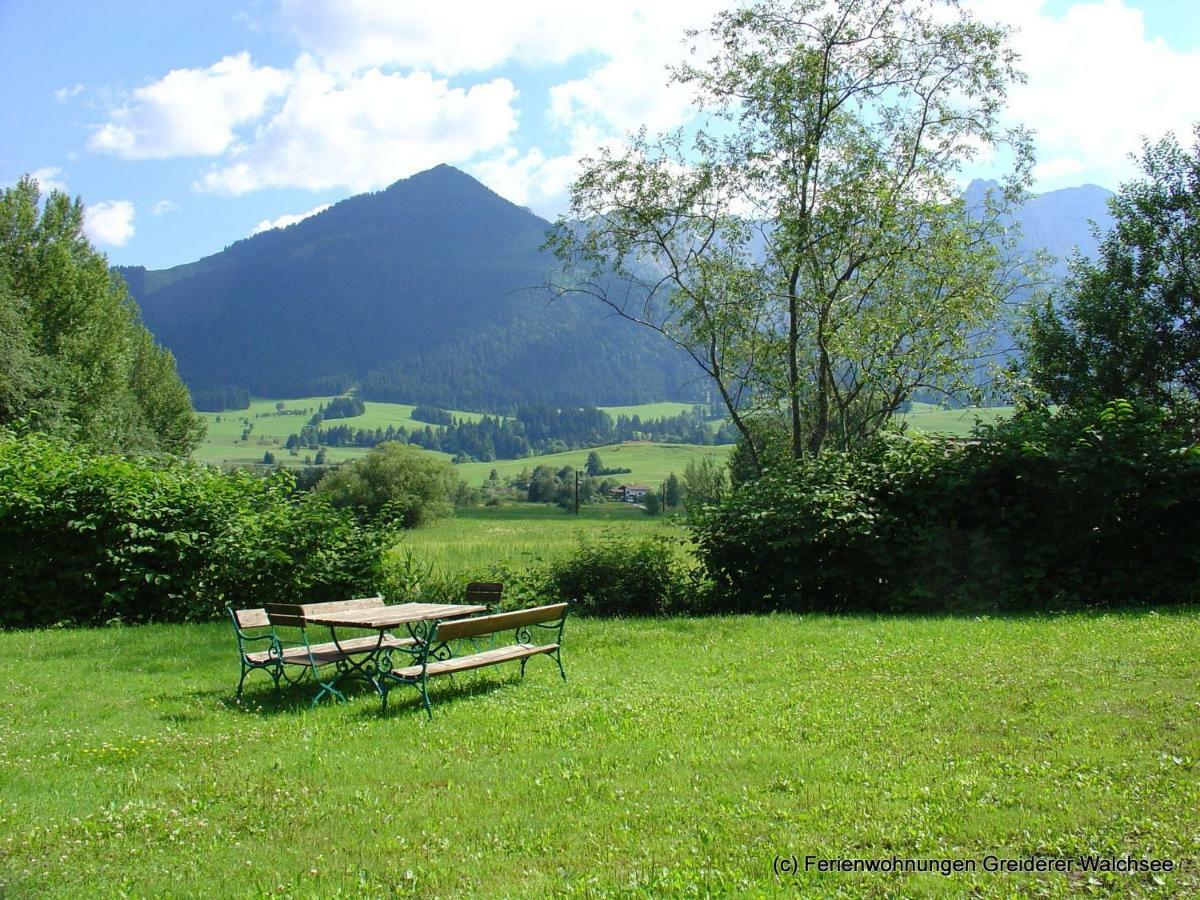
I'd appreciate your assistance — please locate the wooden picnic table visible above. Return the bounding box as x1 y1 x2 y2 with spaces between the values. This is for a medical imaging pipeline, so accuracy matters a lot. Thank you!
301 602 487 631
264 601 490 703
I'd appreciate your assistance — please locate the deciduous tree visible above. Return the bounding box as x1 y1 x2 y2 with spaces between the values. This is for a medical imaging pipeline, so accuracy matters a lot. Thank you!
1025 125 1200 416
550 0 1034 470
0 176 204 453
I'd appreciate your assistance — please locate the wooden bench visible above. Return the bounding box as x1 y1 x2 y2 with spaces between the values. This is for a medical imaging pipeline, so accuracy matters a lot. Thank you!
227 596 415 701
465 581 503 606
378 602 568 717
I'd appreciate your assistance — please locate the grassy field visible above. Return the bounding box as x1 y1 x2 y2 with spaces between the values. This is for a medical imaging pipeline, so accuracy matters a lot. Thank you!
455 441 733 488
395 504 684 575
193 393 1010 473
598 401 707 419
193 397 473 468
193 396 727 477
898 402 1012 437
1 611 1196 897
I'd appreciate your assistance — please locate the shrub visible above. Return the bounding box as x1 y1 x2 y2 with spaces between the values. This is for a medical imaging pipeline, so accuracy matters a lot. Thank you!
548 531 701 617
314 441 457 526
0 430 395 627
692 401 1200 613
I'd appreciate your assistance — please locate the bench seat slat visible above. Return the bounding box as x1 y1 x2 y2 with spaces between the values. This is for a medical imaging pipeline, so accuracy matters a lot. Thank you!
390 643 559 680
245 633 414 666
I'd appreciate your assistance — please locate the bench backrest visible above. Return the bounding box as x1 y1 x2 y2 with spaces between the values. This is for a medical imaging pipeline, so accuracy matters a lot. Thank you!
264 596 385 629
232 608 271 630
465 581 503 606
434 603 568 643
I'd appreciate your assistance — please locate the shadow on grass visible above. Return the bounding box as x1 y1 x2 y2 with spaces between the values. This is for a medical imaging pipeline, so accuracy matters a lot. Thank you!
371 673 517 721
220 669 518 719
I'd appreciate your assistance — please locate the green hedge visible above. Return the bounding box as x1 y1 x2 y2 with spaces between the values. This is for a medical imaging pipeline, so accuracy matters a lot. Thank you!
385 531 702 618
547 532 701 617
0 432 394 626
692 401 1200 613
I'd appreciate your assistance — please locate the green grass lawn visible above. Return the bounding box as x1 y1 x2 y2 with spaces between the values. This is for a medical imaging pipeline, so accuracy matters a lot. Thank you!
395 504 684 575
1 611 1196 897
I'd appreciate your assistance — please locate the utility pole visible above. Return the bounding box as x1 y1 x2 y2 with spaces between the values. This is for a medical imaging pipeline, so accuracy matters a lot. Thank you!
575 470 580 515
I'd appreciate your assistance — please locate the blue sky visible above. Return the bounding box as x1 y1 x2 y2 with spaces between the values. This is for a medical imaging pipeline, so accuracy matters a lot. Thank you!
2 0 1198 269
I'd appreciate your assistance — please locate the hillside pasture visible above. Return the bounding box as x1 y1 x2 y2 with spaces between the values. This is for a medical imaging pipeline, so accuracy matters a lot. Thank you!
1 611 1195 897
193 396 725 472
454 441 733 487
194 396 472 467
191 394 1010 473
598 401 708 419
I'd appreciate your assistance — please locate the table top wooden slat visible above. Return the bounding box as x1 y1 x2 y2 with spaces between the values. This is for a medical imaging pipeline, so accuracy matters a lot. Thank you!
301 602 488 629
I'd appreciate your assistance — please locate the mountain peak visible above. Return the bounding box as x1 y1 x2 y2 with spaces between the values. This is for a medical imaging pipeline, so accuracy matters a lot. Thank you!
132 161 695 408
386 163 486 193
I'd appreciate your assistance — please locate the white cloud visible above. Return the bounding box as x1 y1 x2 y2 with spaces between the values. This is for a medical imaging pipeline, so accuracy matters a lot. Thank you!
152 200 179 215
54 83 84 103
250 202 331 235
196 60 518 194
83 200 135 247
277 0 633 76
89 53 290 159
469 148 580 219
29 167 68 194
1033 156 1086 182
969 0 1200 190
467 3 723 216
77 0 1200 223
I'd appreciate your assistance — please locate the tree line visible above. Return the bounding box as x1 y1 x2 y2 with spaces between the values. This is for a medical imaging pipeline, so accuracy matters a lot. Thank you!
283 404 738 461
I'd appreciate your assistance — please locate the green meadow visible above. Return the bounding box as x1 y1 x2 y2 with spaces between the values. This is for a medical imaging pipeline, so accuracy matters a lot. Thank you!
193 397 470 468
898 401 1012 437
599 401 706 419
454 441 733 488
192 394 1009 475
192 396 727 474
394 504 684 575
2 611 1195 897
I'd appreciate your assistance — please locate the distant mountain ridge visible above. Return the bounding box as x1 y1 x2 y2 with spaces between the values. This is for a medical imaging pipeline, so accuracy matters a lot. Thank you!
965 178 1114 275
119 166 1114 411
119 165 702 410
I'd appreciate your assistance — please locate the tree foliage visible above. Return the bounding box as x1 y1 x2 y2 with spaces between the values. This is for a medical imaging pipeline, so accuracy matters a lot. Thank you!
314 441 458 526
550 0 1034 471
0 177 204 453
693 401 1200 612
1025 125 1200 416
682 456 728 512
0 429 392 627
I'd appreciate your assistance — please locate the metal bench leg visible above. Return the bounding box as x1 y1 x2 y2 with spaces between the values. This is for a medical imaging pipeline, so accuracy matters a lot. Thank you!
420 676 433 719
553 648 567 682
237 662 283 700
310 676 347 707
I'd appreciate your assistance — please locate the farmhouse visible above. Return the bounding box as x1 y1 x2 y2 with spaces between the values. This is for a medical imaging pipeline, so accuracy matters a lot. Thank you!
611 483 651 503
